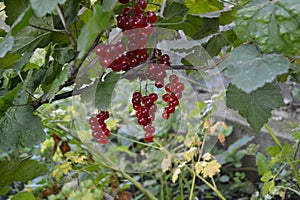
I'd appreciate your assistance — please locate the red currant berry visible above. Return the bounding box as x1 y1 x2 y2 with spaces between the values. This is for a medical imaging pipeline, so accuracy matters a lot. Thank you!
147 11 157 23
162 93 170 102
162 111 170 119
149 93 158 102
144 132 154 142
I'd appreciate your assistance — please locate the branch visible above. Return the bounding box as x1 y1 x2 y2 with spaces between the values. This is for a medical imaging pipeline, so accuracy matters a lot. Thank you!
56 5 77 50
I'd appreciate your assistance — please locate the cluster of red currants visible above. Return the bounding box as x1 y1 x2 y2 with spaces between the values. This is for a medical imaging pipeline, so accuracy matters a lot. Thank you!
131 92 158 142
88 111 110 144
162 74 184 119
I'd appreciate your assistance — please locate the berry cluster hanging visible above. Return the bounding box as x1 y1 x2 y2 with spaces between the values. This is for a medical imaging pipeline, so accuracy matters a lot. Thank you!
89 0 186 144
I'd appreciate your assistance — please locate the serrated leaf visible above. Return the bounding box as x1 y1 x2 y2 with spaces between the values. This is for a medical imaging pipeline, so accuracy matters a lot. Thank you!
226 83 284 131
0 158 47 195
220 44 289 93
195 161 204 175
183 147 197 162
256 153 269 175
0 106 45 148
0 35 14 58
30 0 66 18
77 5 112 58
202 160 221 178
235 0 300 55
95 72 121 110
185 0 223 14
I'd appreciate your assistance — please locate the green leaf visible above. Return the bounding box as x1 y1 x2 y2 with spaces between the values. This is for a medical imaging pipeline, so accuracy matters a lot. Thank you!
64 0 80 27
223 45 289 93
102 0 118 12
77 5 112 58
265 145 281 157
47 64 70 101
30 0 66 18
157 15 204 38
11 7 33 35
95 72 121 110
256 153 269 175
163 2 188 19
226 83 284 131
0 53 22 69
219 44 289 93
0 158 46 195
185 0 223 14
4 0 29 26
11 25 51 54
0 35 14 58
0 106 45 148
235 0 300 55
0 84 22 116
227 135 254 152
192 18 219 40
261 171 273 182
11 192 35 200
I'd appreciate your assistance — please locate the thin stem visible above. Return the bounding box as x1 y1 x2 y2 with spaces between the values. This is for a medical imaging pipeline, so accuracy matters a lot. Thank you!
56 5 77 49
294 140 300 160
264 124 282 148
189 172 196 200
264 124 300 187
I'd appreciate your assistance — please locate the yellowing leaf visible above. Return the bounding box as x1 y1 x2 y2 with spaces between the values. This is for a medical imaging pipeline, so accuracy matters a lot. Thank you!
107 119 118 130
183 147 197 162
52 161 72 181
161 158 172 173
218 132 225 146
202 160 221 178
172 168 181 183
195 161 204 175
41 139 54 153
185 0 223 14
202 152 214 161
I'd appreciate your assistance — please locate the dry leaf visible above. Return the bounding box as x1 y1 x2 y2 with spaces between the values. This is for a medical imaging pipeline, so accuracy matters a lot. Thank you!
218 132 225 146
161 158 172 173
121 190 132 200
202 152 214 161
183 147 197 162
172 168 181 183
202 160 221 178
195 161 204 175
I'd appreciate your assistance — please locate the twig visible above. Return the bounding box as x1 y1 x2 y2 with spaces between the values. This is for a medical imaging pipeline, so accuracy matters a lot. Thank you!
56 5 77 50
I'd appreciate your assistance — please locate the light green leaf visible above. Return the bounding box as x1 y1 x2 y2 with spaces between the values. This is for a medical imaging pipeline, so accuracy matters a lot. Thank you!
0 36 14 58
77 5 112 58
95 72 121 110
102 0 118 12
256 153 269 175
235 0 300 55
0 158 47 195
11 192 35 200
30 0 66 18
0 106 45 148
226 83 284 131
227 135 254 152
261 171 273 182
185 0 223 14
220 44 289 93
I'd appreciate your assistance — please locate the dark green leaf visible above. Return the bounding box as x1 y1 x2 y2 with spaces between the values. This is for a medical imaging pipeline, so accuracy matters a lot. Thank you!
30 0 66 18
192 18 219 40
11 7 33 35
95 72 121 110
0 84 22 116
0 53 22 69
256 153 269 175
11 192 35 200
64 0 80 27
4 0 29 26
0 158 46 195
163 2 188 19
0 35 14 58
0 106 45 148
77 5 112 58
157 15 204 38
219 44 289 93
47 64 70 101
235 0 300 55
226 83 284 131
